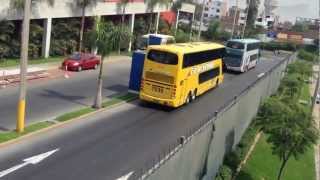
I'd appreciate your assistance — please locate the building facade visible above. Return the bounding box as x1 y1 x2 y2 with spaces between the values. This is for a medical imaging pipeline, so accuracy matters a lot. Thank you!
201 0 228 24
0 0 169 57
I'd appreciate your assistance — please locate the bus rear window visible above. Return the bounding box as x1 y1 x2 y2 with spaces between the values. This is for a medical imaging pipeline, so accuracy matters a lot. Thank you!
147 50 178 65
226 42 244 50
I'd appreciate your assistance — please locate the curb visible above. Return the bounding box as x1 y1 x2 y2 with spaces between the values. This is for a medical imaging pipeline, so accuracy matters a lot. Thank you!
0 96 138 148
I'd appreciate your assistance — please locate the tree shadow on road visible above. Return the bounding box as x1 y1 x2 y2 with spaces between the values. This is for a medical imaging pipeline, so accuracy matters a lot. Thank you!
40 89 88 106
103 84 128 94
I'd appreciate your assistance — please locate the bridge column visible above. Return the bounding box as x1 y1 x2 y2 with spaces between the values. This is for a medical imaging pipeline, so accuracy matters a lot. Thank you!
41 18 52 58
128 13 135 52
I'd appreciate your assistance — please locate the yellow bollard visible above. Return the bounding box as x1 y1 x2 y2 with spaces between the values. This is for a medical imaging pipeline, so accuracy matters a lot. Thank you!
17 100 26 133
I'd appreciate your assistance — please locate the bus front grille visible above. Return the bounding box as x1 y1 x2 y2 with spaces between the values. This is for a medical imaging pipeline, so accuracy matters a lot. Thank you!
145 71 174 84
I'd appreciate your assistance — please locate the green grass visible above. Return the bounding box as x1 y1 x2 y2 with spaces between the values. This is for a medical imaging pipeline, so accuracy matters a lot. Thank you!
0 56 63 68
300 82 311 103
102 93 137 107
0 121 54 143
237 134 315 180
55 107 96 122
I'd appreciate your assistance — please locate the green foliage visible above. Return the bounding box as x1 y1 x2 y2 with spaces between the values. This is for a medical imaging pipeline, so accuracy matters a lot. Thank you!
203 20 231 42
51 18 80 56
298 49 317 62
256 60 318 180
215 165 233 180
0 121 54 143
244 25 264 38
261 42 298 51
29 21 44 58
218 122 259 178
237 134 315 180
175 29 189 43
87 20 120 57
0 20 15 60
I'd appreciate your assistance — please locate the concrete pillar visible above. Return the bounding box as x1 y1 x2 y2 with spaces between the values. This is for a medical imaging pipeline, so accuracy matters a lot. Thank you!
175 10 180 36
155 12 160 34
42 18 52 58
128 14 135 52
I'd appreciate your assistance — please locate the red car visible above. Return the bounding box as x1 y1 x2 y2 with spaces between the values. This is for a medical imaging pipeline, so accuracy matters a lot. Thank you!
62 53 101 71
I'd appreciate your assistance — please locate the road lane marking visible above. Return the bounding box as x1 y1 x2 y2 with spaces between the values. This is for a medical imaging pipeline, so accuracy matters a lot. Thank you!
116 171 134 180
0 148 59 178
257 73 265 78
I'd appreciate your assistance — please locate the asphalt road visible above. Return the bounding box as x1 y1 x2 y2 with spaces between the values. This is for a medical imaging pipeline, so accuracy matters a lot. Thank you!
0 57 131 130
0 52 290 180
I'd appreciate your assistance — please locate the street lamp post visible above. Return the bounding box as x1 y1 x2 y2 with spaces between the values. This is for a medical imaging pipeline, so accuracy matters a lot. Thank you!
17 0 32 133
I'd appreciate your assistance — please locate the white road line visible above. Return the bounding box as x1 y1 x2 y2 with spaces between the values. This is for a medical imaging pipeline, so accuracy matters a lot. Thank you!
116 171 134 180
0 148 59 178
257 73 265 78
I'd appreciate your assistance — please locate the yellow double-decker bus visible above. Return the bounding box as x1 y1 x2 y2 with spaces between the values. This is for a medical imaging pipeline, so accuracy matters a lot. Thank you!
140 42 225 107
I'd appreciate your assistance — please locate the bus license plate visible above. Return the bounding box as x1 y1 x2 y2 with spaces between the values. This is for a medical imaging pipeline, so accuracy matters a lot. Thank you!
152 86 164 93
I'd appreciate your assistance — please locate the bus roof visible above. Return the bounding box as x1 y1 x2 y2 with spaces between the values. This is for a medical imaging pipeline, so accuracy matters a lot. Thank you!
228 39 260 44
148 42 225 54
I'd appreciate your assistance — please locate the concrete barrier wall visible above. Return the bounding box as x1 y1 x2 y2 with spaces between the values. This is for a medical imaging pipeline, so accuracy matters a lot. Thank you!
139 53 296 180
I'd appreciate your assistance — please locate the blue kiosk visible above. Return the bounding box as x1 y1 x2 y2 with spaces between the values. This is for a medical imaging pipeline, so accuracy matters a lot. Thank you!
128 34 175 93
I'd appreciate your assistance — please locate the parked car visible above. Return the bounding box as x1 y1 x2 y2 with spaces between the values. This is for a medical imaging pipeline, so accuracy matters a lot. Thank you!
62 53 101 71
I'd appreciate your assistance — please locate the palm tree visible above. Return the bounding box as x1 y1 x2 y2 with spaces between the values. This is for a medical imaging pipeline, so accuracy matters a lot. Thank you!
75 0 97 53
117 0 130 54
88 19 119 109
145 0 172 33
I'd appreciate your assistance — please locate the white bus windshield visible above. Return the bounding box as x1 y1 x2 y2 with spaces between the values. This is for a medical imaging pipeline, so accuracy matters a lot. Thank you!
226 41 245 50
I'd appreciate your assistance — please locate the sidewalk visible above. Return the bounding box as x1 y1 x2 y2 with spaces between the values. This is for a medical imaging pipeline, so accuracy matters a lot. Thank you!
0 55 131 87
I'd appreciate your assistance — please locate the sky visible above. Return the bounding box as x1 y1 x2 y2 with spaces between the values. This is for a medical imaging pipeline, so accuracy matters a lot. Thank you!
228 0 319 22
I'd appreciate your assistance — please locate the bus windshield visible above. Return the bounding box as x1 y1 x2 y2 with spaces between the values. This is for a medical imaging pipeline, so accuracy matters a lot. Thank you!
147 50 178 65
226 41 245 50
224 50 243 67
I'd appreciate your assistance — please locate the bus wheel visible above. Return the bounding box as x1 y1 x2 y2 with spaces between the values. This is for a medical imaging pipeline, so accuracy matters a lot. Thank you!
191 90 196 101
185 93 191 104
216 79 219 87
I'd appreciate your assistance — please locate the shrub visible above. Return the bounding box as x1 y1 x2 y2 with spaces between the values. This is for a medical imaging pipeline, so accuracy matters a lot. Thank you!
298 49 316 62
261 42 298 51
175 30 189 43
215 165 233 180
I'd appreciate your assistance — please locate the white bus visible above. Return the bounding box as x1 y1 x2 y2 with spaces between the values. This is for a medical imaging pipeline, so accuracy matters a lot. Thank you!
223 39 261 72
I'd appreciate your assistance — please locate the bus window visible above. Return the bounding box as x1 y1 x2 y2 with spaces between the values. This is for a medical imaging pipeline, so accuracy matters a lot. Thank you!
226 41 245 50
199 68 220 84
147 50 178 65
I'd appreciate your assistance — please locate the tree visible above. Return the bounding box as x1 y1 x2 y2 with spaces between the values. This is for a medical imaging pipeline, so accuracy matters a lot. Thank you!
203 20 231 42
245 0 260 28
75 0 97 53
0 20 14 60
203 20 220 40
117 0 130 53
51 18 80 56
88 19 119 109
257 98 319 180
144 0 172 33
